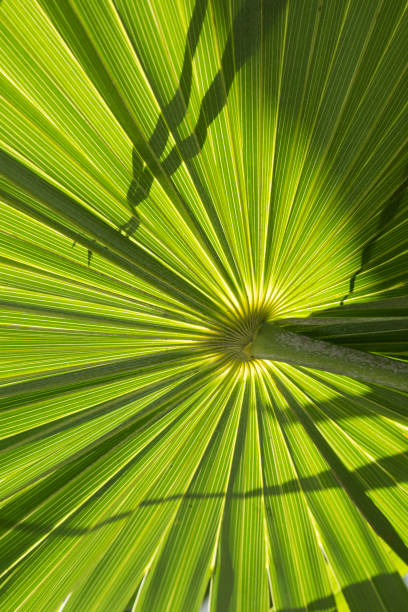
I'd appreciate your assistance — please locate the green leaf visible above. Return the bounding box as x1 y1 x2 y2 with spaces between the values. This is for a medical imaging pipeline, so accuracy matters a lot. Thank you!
0 0 407 610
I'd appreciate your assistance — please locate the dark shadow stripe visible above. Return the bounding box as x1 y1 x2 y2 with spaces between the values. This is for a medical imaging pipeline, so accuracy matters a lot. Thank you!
341 173 408 305
162 0 269 176
0 362 223 508
0 371 220 575
1 448 405 533
115 0 209 230
120 0 286 293
275 380 408 566
0 151 219 317
36 0 233 280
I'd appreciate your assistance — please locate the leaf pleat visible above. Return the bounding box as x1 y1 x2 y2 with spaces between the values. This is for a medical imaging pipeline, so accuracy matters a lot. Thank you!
0 0 407 610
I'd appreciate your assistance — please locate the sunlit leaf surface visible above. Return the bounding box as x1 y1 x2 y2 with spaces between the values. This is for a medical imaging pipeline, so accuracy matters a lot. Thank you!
0 1 407 610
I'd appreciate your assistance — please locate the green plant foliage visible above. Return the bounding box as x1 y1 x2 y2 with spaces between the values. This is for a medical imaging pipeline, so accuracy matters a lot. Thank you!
0 1 407 610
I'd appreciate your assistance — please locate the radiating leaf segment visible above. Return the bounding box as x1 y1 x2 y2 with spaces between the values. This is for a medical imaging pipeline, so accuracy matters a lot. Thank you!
0 1 407 611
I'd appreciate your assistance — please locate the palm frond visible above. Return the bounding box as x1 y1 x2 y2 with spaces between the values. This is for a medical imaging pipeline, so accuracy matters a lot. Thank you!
0 1 407 610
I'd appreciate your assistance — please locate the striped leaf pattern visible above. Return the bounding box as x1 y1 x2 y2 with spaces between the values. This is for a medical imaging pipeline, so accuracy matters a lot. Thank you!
0 1 407 610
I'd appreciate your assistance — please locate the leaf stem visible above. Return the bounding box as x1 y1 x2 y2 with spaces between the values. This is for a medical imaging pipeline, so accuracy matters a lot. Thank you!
251 321 408 392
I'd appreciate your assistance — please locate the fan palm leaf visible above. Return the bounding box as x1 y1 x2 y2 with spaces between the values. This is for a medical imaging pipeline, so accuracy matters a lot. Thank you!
0 1 407 610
